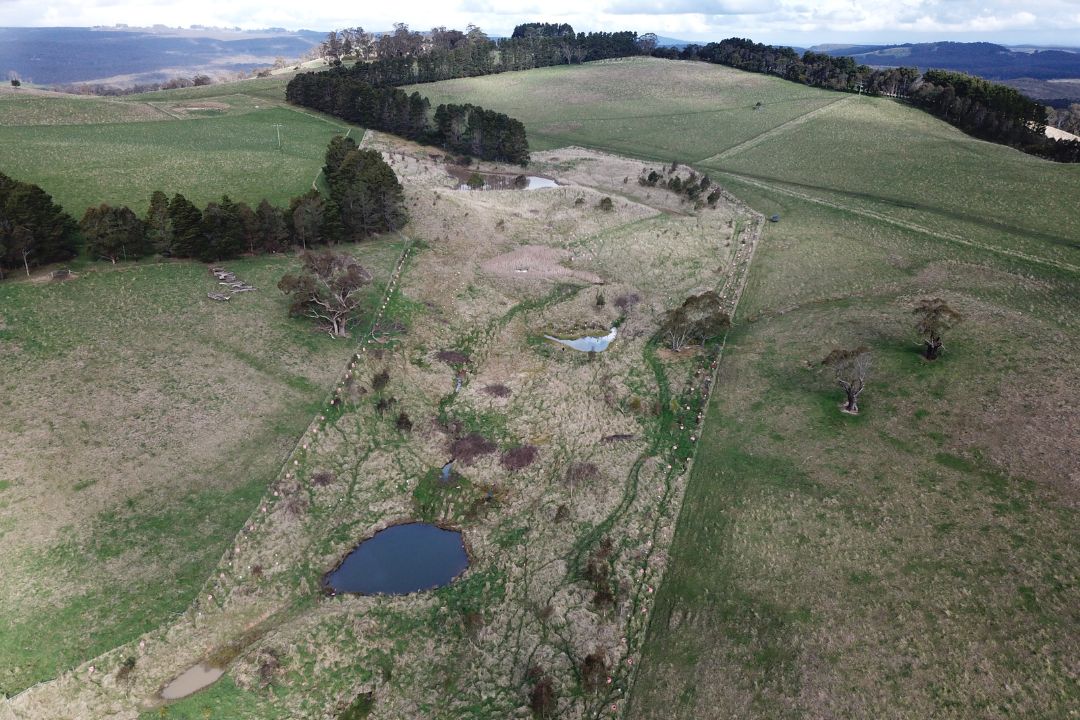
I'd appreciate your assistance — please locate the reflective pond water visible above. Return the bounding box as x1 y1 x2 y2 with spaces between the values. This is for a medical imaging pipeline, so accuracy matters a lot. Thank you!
544 327 617 352
325 523 469 595
446 167 558 190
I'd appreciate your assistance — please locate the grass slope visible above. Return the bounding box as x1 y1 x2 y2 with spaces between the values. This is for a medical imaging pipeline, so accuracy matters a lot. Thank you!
0 243 401 695
0 79 348 216
415 57 1080 718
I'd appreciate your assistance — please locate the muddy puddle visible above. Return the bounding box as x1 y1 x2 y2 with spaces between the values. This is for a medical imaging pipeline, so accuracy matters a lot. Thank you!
160 663 225 701
325 523 468 595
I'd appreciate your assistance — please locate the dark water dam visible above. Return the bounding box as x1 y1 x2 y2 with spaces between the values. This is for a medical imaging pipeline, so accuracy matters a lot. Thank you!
325 523 469 595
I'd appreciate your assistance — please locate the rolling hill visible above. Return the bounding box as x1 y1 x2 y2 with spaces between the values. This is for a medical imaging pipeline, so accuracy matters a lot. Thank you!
813 40 1080 80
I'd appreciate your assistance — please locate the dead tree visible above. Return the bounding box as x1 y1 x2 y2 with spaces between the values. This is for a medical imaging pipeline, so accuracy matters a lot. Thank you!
822 346 872 414
914 298 962 360
278 250 372 337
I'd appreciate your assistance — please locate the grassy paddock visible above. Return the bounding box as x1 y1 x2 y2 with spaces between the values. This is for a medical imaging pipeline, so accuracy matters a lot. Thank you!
417 56 1080 719
0 91 350 215
0 241 402 695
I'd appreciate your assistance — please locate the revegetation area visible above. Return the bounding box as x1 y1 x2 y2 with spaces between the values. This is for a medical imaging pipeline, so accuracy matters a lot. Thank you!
1 31 1077 720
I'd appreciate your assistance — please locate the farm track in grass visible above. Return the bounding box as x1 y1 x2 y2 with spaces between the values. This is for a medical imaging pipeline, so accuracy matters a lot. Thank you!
702 95 855 162
713 169 1080 274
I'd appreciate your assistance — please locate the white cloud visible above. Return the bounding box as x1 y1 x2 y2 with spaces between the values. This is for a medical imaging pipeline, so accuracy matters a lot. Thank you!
0 0 1078 45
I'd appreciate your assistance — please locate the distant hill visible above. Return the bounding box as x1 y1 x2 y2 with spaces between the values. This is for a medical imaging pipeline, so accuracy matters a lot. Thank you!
810 41 1080 80
0 26 323 86
655 36 692 48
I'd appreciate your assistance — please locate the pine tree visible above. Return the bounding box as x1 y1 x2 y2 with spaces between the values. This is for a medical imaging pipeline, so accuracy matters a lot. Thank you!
167 193 203 258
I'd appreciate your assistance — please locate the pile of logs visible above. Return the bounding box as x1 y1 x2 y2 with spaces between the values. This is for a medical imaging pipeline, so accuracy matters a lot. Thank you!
206 267 257 301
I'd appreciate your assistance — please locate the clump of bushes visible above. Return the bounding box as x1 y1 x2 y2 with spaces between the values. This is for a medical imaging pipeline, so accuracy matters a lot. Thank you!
501 445 538 471
614 292 640 312
581 651 609 693
312 470 335 486
257 648 281 689
450 433 496 465
597 196 614 212
482 384 512 398
584 537 616 607
374 396 397 415
436 350 471 365
527 667 557 718
115 656 136 682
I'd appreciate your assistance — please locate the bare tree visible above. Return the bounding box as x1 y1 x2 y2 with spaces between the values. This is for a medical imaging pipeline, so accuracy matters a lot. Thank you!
660 291 730 351
822 346 872 414
278 251 372 337
914 298 962 360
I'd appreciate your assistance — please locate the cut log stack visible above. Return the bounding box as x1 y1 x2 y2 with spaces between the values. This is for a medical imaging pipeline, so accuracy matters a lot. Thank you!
207 267 257 301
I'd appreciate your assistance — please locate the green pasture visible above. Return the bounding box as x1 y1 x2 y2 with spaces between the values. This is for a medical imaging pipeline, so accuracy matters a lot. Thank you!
0 101 351 216
417 56 1080 718
0 241 402 695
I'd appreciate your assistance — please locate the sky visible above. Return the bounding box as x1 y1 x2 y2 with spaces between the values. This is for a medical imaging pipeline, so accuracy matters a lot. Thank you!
2 0 1080 46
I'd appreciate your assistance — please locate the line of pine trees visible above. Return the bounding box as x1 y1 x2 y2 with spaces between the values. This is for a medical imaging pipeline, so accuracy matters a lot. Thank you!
287 22 649 166
653 39 1079 163
0 138 406 278
286 71 530 165
0 171 79 278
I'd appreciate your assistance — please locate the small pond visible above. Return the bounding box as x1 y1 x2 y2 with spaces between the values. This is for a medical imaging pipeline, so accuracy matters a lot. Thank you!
446 167 558 191
160 663 225 701
544 327 617 353
325 523 469 595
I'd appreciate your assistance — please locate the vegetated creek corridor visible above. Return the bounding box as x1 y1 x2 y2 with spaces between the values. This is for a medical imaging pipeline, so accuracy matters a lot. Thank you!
3 141 767 719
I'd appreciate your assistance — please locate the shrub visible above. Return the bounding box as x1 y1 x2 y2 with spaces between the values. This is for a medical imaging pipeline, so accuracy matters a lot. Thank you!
374 396 397 415
115 656 136 682
257 649 281 688
467 173 485 190
482 384 512 398
450 433 496 465
501 445 538 470
529 674 557 718
598 196 614 212
614 292 641 311
312 470 335 486
436 350 470 365
581 651 608 693
372 369 390 391
395 411 413 432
